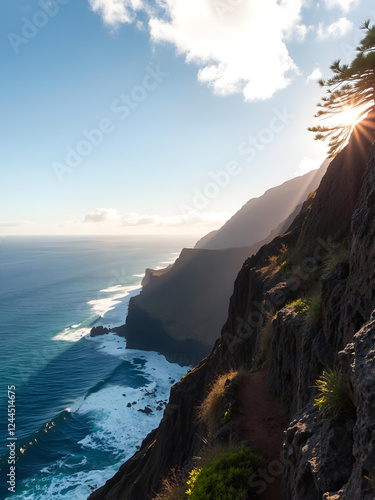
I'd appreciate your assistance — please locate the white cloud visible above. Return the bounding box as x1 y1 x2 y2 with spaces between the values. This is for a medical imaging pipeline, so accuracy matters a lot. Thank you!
83 208 231 227
294 157 325 177
317 17 353 39
306 67 322 83
323 0 359 12
89 0 306 102
291 23 314 41
84 207 121 223
121 211 232 227
0 220 33 227
88 0 143 27
149 0 303 101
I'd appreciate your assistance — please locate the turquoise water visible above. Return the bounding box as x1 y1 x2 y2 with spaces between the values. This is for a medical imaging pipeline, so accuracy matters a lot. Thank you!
0 236 194 499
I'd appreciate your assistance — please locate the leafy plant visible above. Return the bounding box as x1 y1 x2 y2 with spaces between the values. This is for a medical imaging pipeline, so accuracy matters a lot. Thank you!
186 446 262 499
313 368 356 420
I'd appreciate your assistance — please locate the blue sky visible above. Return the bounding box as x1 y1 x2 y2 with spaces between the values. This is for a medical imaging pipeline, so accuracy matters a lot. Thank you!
1 0 374 236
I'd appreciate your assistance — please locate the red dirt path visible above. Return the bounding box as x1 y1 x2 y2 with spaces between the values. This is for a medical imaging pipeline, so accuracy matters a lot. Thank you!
236 370 288 500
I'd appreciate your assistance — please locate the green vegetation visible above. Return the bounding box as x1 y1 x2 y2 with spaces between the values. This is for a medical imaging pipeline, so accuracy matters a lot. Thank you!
221 403 233 426
324 243 350 274
287 294 323 328
185 446 262 499
305 293 323 328
309 20 375 156
287 298 309 315
197 371 238 435
266 244 289 274
280 260 291 274
314 368 356 420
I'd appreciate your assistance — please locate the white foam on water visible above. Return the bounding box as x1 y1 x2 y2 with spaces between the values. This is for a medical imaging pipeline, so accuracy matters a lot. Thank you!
7 346 189 500
71 347 188 456
51 285 141 342
87 285 140 318
52 326 91 342
7 465 118 500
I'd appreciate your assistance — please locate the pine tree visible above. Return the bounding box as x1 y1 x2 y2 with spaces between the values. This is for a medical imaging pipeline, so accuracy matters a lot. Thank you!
309 20 375 156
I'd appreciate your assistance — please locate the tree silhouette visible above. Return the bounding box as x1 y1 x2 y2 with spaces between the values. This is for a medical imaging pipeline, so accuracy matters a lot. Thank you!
309 20 375 156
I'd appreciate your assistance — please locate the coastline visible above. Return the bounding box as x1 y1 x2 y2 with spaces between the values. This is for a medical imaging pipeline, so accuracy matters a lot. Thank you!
0 240 191 500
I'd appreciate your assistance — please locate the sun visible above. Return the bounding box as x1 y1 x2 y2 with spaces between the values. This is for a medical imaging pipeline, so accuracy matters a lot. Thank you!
332 105 370 129
338 107 365 127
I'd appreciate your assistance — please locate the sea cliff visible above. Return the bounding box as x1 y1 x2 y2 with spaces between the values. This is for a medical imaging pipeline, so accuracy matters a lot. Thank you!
90 113 375 499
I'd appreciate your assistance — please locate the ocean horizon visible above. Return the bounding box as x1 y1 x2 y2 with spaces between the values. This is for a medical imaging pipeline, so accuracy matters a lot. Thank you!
0 235 196 500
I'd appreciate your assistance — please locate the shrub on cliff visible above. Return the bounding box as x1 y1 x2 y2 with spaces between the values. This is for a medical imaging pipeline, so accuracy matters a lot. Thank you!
152 468 186 500
185 446 262 500
314 368 356 420
197 370 238 435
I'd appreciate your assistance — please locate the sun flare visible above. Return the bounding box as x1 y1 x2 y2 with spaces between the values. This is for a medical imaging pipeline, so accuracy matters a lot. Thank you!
332 105 369 129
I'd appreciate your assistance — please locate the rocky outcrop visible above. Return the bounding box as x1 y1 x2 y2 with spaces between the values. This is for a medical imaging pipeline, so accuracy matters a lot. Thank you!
283 403 355 500
268 308 323 414
90 326 110 337
283 314 375 500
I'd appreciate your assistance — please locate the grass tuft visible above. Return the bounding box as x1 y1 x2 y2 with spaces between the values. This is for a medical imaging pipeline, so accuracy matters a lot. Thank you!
324 243 350 274
305 293 323 328
152 468 186 500
313 368 356 421
196 371 238 435
287 294 322 328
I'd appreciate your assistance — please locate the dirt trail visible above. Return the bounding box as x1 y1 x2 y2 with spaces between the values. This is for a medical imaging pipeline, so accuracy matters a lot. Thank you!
236 370 288 500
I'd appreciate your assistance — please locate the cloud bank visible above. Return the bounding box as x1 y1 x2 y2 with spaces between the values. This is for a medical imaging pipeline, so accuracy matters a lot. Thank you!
83 208 231 227
89 0 308 102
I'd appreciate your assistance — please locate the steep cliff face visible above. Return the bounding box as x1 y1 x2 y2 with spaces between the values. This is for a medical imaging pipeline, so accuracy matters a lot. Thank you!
195 163 329 250
123 246 255 365
282 142 375 500
90 116 375 500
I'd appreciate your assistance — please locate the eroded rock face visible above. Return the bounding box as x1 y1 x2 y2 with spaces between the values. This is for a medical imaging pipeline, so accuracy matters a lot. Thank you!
340 145 375 345
282 403 355 500
283 314 375 500
336 315 375 500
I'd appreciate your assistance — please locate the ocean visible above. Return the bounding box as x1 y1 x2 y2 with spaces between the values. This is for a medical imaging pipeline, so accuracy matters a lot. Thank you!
0 235 196 500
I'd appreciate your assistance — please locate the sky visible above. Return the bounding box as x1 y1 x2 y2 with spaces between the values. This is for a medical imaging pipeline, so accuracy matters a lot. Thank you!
1 0 375 236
